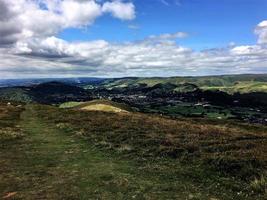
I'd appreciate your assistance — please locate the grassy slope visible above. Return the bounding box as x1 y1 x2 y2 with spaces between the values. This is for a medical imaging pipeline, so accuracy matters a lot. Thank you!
61 100 134 113
0 104 228 199
1 105 153 199
1 103 267 199
39 104 267 198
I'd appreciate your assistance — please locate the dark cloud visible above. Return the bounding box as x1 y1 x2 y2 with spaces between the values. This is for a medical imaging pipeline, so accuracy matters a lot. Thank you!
0 0 22 46
0 0 15 20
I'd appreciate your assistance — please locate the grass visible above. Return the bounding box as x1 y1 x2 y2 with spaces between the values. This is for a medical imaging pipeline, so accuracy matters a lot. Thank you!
80 104 129 113
201 82 267 94
0 101 24 142
1 102 267 199
0 103 224 199
60 99 134 113
59 101 85 108
250 176 267 193
1 104 145 199
38 104 267 198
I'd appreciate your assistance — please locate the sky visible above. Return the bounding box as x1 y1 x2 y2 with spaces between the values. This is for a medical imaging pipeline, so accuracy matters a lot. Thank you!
0 0 267 79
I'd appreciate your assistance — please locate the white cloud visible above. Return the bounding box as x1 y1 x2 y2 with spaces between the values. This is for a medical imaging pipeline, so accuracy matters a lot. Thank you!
60 0 102 27
148 32 188 40
128 24 140 30
159 0 181 6
0 32 266 78
102 0 135 20
159 0 169 6
0 0 135 46
230 45 267 56
255 20 267 44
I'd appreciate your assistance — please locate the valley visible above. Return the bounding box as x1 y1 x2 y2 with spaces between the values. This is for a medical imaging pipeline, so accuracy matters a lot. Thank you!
1 74 267 124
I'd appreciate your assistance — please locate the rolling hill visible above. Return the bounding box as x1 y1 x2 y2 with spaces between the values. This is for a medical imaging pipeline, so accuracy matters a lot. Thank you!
94 74 267 94
0 82 92 104
2 74 267 94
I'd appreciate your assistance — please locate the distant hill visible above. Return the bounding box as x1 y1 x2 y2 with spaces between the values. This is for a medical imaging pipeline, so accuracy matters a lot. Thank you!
0 82 92 104
0 77 106 87
0 87 33 103
95 74 267 94
148 83 199 95
1 74 267 107
2 74 267 94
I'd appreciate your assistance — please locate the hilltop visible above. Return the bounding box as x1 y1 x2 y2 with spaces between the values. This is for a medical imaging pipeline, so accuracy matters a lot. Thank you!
60 100 133 113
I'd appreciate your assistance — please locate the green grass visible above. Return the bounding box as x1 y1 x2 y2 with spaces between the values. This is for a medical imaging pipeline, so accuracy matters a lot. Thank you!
60 100 134 113
1 102 267 199
38 104 267 198
0 104 226 199
59 101 85 108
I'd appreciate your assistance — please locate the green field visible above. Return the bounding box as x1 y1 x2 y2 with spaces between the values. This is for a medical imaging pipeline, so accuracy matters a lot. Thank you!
59 101 85 108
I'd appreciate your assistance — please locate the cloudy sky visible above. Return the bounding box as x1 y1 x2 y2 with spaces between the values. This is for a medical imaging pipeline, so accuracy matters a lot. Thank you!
0 0 267 79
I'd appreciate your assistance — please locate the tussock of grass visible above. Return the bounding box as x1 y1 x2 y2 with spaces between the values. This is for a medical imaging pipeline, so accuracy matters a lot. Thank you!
250 176 267 194
0 101 24 141
0 128 24 141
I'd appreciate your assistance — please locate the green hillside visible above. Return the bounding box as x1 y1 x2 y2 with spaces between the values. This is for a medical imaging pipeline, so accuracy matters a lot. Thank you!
0 82 92 104
0 88 33 103
201 81 267 94
97 74 267 94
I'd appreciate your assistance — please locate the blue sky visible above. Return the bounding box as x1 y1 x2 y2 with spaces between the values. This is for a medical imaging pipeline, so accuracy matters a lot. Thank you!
59 0 267 50
0 0 267 78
